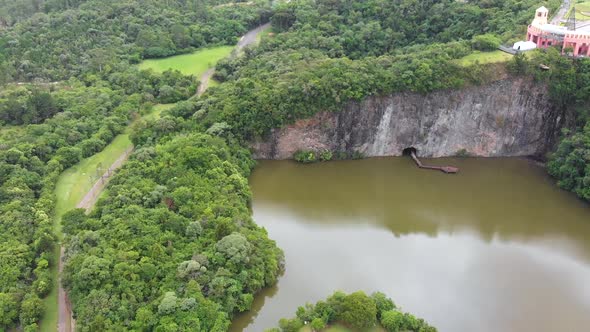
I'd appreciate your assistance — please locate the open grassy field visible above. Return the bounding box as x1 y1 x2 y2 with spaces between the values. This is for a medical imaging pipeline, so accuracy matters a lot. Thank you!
138 46 234 77
455 50 513 66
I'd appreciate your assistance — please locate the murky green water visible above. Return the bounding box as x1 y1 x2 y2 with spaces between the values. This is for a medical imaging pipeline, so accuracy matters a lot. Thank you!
231 157 590 332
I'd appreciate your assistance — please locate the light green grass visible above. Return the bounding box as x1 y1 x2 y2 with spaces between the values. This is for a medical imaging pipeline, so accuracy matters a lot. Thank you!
138 46 234 77
53 133 132 232
567 2 590 20
144 103 175 121
455 50 512 66
208 78 221 88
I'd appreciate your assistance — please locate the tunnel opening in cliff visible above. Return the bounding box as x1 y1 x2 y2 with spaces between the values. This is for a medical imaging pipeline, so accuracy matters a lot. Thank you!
402 147 417 156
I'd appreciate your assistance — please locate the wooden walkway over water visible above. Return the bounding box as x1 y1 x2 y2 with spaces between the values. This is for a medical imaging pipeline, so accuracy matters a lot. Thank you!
410 151 459 174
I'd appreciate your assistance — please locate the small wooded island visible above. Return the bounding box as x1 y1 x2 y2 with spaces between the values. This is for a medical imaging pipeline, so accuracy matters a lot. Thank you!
0 0 589 331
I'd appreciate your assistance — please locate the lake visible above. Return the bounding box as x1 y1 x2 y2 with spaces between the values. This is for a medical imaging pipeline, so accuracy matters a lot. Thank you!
231 157 590 332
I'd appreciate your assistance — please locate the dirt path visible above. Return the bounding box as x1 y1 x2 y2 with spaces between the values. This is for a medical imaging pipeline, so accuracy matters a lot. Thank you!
57 147 133 332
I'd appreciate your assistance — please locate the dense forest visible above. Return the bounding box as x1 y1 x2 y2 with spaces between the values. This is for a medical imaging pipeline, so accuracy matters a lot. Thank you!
1 0 589 330
266 291 436 332
185 0 561 140
0 0 271 81
0 1 275 330
62 133 283 330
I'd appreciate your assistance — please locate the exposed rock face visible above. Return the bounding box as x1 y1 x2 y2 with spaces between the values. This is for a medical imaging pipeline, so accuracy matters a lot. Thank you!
252 78 564 159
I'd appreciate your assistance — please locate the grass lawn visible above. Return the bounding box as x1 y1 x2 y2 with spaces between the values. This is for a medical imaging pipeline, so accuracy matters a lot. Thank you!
138 46 234 77
208 78 221 89
455 50 513 66
53 133 132 232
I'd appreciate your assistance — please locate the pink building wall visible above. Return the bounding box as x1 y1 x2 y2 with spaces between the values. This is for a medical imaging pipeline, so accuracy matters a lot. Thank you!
527 24 590 56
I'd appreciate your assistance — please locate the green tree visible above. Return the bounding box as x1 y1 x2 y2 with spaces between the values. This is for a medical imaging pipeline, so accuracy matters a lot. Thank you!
335 291 377 330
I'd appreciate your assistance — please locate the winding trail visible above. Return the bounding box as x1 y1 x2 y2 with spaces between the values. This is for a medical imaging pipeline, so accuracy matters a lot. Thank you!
56 23 270 332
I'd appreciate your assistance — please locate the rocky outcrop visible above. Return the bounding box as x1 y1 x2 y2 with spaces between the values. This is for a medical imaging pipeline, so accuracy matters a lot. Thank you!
251 78 564 159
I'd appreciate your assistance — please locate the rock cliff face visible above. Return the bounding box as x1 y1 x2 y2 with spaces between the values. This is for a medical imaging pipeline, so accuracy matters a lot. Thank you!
252 78 564 159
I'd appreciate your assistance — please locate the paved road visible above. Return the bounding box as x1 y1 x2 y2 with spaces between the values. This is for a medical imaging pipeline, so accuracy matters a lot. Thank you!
551 0 571 25
197 23 270 96
236 23 271 53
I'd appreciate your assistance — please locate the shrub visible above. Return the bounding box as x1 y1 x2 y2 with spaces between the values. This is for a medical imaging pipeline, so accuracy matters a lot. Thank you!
335 291 377 330
319 150 333 161
471 34 501 51
293 150 317 163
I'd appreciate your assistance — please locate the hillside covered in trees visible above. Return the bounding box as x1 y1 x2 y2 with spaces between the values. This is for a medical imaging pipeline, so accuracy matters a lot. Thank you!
1 0 590 331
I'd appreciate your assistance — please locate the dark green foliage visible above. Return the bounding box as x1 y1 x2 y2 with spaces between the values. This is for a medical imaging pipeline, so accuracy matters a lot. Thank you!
268 291 436 332
471 34 501 51
262 0 559 60
509 49 590 202
548 125 590 202
293 150 318 163
62 133 283 330
381 310 436 332
0 83 145 329
0 0 271 81
335 291 378 330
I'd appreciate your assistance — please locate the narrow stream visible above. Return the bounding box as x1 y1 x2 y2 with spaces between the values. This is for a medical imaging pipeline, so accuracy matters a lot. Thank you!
231 157 590 332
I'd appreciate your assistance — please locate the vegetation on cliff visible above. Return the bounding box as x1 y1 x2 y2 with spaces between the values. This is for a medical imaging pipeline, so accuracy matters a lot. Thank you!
505 48 590 202
185 0 559 141
265 291 436 332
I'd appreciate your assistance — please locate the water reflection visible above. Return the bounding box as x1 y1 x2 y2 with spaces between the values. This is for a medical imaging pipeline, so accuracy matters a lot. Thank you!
231 158 590 332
